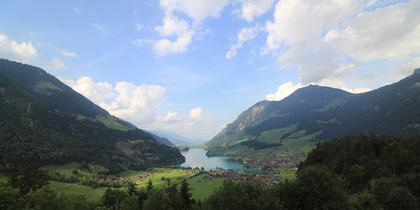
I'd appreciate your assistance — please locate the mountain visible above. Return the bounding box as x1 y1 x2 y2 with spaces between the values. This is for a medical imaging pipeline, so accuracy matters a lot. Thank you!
151 130 203 145
0 59 184 173
146 131 176 147
207 69 420 159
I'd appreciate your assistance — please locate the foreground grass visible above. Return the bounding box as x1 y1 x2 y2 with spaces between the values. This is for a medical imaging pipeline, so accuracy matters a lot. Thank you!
121 168 198 188
40 165 223 202
188 174 224 200
49 181 107 201
44 162 91 177
278 166 297 181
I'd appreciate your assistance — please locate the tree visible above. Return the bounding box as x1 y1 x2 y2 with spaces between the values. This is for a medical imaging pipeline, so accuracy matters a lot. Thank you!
277 166 349 210
136 188 149 209
102 188 127 210
127 182 137 196
385 187 419 210
180 179 194 209
146 179 153 193
5 152 48 194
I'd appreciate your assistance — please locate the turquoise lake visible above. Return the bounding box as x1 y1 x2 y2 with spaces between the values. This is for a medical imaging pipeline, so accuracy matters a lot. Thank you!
180 148 255 172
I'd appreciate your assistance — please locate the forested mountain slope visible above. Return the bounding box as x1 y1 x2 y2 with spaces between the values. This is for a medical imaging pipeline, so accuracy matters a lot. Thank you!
0 59 184 173
207 69 420 158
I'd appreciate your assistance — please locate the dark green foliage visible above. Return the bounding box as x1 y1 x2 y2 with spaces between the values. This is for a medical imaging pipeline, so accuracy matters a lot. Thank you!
384 187 419 210
102 188 127 210
0 59 184 173
302 135 420 210
146 179 153 193
4 151 48 194
207 181 281 210
180 179 193 209
274 166 348 210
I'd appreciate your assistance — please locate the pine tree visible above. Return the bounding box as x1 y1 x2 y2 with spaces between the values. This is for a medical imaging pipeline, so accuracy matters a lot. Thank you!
146 179 153 193
180 179 194 209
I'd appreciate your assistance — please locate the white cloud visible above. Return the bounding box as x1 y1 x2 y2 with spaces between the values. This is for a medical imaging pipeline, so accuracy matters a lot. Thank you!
49 58 65 70
64 76 115 104
63 76 223 140
325 1 420 62
226 26 260 59
266 82 303 101
61 49 78 58
161 111 179 122
317 78 371 94
103 82 166 123
190 107 203 119
392 56 420 77
265 0 363 84
264 0 420 84
235 0 275 21
148 0 230 56
0 33 37 62
153 14 194 55
266 79 371 101
92 22 106 34
159 0 229 24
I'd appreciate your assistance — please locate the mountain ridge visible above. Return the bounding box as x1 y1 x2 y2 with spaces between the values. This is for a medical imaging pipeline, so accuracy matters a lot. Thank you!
0 59 184 173
206 70 420 159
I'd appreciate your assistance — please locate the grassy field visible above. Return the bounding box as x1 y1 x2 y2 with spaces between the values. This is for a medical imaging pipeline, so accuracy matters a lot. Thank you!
278 166 297 181
188 174 224 200
120 168 199 188
43 162 91 177
49 181 108 201
41 164 223 202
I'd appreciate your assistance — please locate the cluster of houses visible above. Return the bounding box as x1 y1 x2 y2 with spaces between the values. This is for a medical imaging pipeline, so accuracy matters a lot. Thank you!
207 168 281 187
241 152 306 169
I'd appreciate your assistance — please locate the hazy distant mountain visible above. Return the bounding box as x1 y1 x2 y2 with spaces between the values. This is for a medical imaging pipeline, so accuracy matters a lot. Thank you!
146 131 176 147
151 130 204 145
0 59 184 173
207 69 420 158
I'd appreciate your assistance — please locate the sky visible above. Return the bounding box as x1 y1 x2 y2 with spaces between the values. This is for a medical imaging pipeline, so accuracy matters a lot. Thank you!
1 0 419 142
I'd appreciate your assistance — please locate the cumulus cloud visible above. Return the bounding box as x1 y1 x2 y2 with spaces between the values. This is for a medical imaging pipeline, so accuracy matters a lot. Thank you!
62 76 219 139
265 0 363 84
235 0 275 21
64 76 165 124
264 0 420 84
64 77 164 124
324 1 420 62
226 26 260 59
49 58 65 70
145 0 229 56
153 14 194 55
266 82 303 101
0 33 37 62
266 80 371 101
64 76 115 104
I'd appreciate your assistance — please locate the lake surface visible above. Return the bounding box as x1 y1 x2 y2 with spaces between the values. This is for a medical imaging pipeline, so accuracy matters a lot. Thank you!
180 148 255 172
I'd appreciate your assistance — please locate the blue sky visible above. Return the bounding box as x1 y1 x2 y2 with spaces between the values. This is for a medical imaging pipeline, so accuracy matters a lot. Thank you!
1 0 419 142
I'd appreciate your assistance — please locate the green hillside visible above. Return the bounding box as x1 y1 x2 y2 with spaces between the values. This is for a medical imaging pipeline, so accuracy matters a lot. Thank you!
0 59 184 173
207 69 420 159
